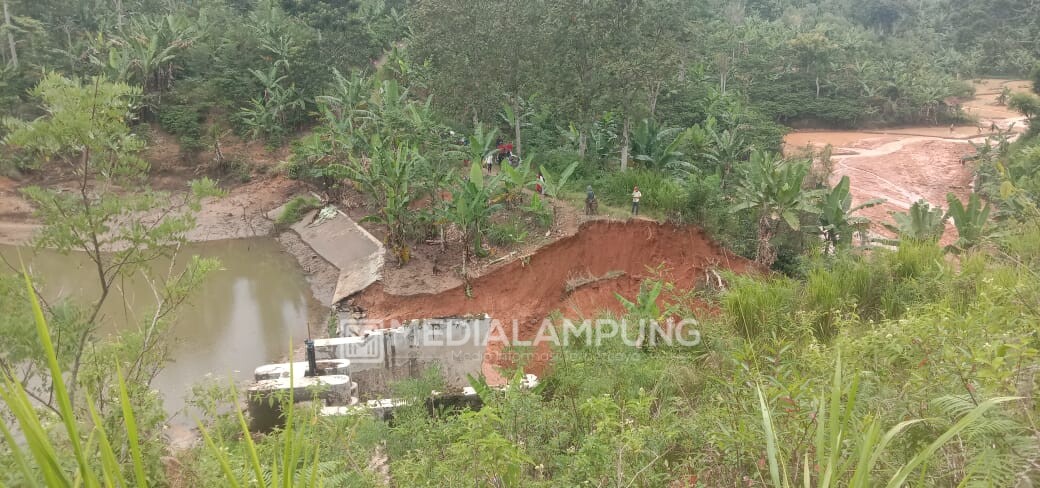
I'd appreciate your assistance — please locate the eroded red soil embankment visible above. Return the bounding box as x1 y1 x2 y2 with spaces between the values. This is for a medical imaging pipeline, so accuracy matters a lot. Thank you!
352 220 752 381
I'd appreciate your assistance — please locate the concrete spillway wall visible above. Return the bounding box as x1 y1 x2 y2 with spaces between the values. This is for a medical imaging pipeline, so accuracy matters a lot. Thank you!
312 315 490 395
248 316 496 430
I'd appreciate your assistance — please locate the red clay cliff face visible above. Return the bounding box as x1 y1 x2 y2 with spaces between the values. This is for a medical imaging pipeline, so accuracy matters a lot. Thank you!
352 220 751 382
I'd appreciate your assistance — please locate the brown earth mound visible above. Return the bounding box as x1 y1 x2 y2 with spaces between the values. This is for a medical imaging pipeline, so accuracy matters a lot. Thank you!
352 219 751 382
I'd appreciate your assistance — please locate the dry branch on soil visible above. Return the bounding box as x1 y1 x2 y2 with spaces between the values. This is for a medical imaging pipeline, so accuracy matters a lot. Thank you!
564 270 626 294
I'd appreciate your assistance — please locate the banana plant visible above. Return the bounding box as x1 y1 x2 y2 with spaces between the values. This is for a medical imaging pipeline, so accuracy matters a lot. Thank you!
630 118 689 171
357 143 421 265
239 67 306 142
498 154 535 207
498 95 535 157
731 150 820 267
881 200 947 244
945 192 991 254
87 14 198 98
615 280 665 352
705 125 747 188
443 160 503 277
818 176 884 251
315 68 374 142
538 161 579 226
467 122 499 164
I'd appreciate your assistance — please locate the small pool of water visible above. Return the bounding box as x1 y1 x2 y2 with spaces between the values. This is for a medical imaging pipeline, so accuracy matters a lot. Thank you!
0 238 320 423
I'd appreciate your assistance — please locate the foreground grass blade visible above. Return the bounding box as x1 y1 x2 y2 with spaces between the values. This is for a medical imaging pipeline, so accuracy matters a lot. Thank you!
232 379 266 487
118 367 149 488
757 385 784 488
0 384 42 488
197 421 243 488
23 267 93 487
282 355 297 488
85 396 122 488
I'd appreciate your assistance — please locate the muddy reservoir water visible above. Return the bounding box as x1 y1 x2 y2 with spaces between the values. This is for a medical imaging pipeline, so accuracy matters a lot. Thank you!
0 238 319 421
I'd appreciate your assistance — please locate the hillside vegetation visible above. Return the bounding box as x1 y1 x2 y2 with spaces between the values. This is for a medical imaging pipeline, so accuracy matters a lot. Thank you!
2 0 1040 486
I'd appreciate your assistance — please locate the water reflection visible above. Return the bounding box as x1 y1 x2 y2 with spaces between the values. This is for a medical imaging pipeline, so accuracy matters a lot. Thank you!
0 238 318 421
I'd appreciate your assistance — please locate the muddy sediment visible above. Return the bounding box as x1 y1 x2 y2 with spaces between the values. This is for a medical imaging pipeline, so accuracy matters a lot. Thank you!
784 78 1032 243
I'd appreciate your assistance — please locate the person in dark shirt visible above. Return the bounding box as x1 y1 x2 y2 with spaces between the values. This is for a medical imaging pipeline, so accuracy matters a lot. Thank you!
585 185 597 215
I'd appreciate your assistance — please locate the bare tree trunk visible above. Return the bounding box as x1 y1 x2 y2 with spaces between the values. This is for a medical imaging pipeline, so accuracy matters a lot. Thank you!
647 81 661 118
3 0 17 68
815 75 820 98
578 131 587 159
620 116 631 171
755 216 777 269
513 97 522 157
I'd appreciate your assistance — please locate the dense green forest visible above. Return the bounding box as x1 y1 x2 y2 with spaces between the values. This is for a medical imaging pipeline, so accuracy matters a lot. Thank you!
3 0 1040 486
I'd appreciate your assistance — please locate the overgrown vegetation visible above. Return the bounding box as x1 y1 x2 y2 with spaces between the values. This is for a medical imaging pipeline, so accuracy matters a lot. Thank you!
3 0 1040 486
274 195 321 228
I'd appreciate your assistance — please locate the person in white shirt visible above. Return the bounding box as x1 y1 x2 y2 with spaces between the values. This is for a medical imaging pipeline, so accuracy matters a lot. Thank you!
631 186 642 216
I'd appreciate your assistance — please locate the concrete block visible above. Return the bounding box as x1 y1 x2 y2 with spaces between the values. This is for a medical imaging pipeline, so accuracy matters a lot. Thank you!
253 359 351 380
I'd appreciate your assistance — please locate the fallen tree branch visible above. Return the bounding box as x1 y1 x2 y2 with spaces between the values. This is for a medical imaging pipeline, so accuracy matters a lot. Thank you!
564 270 626 294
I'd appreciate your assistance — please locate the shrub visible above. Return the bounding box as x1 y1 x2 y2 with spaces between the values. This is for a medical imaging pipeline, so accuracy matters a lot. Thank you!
158 103 205 152
1031 64 1040 95
1008 92 1040 135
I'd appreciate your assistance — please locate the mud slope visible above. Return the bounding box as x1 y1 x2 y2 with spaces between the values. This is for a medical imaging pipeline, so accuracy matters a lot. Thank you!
353 220 751 381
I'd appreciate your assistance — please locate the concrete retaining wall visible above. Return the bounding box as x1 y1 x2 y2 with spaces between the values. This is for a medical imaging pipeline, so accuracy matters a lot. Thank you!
311 316 490 396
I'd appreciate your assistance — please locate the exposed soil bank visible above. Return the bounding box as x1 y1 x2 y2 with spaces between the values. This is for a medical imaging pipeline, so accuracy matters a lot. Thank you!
352 220 752 383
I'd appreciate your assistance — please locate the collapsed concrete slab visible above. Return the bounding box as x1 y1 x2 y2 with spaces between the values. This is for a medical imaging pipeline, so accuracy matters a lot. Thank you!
289 207 384 305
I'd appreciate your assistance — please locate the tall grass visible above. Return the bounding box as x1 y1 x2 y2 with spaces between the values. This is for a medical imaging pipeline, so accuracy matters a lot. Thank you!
0 270 320 487
0 269 149 487
757 351 1020 487
596 169 684 215
275 196 321 227
722 275 799 339
801 255 892 338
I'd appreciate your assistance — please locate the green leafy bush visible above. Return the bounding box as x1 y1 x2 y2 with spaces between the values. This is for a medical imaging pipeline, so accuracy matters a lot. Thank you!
158 103 205 151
